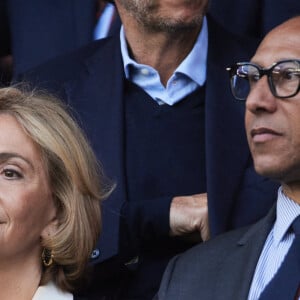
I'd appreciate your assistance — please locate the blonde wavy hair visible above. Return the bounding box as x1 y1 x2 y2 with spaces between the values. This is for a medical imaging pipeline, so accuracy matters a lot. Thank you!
0 86 112 292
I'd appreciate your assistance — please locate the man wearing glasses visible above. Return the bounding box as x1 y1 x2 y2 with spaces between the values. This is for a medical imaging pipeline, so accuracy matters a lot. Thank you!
156 16 300 300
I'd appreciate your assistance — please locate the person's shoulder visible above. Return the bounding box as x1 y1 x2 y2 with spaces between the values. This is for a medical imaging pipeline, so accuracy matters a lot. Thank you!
156 225 257 300
157 208 275 300
177 225 250 266
15 35 120 98
168 210 273 275
18 35 119 86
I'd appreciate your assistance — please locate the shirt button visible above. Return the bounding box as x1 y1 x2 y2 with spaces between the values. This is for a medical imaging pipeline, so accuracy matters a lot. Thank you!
90 248 100 259
140 68 150 76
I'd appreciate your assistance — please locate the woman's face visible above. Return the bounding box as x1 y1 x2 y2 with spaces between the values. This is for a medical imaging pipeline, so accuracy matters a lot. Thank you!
0 114 56 264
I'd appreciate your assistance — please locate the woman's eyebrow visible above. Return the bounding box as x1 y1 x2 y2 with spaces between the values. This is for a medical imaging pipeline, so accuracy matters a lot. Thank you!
0 152 34 170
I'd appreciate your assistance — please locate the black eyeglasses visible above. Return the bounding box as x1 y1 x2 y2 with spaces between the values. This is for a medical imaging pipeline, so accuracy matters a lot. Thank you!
226 59 300 100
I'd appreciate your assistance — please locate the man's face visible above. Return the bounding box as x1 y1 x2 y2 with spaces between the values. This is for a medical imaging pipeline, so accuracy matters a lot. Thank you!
115 0 208 32
245 18 300 184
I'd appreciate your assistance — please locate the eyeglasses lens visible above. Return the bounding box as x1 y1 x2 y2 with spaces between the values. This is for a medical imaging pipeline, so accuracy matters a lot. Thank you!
231 64 258 100
272 61 300 98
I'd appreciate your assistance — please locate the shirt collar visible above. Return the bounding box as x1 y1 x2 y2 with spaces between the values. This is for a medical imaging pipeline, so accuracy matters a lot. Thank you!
120 16 208 87
273 186 300 245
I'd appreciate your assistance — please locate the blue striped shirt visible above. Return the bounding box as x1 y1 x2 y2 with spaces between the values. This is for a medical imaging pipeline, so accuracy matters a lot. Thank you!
248 186 300 299
120 17 208 106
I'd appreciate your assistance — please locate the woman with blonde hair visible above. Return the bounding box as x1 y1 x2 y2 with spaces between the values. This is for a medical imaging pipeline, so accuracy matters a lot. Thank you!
0 86 111 299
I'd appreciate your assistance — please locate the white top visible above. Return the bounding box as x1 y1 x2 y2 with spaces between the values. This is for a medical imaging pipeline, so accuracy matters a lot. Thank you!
32 281 73 300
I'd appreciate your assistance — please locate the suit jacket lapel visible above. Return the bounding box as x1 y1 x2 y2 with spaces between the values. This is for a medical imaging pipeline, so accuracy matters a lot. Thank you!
215 207 276 299
64 36 127 262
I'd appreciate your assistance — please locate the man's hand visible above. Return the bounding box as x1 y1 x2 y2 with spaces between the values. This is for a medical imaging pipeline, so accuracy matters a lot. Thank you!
169 193 209 242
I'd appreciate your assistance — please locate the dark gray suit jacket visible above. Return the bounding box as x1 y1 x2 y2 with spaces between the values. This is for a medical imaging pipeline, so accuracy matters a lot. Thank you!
156 207 276 300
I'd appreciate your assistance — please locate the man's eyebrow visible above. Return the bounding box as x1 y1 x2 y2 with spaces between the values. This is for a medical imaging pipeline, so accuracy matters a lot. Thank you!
0 152 34 170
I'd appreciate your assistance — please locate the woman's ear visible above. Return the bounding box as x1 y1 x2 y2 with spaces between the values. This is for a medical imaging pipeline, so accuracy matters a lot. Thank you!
41 217 58 239
41 194 59 239
41 197 58 239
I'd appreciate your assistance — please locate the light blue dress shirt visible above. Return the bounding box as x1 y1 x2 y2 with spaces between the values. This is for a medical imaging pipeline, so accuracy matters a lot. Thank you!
248 186 300 300
94 3 116 40
120 17 208 106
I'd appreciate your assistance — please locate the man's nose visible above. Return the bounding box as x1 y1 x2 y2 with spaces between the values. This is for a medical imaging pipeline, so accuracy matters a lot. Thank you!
246 76 278 114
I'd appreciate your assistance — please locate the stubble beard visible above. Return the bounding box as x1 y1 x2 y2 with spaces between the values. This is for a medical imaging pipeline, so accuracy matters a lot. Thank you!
119 0 205 34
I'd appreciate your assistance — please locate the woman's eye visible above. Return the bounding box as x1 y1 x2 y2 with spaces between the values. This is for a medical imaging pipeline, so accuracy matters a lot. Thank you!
3 169 22 179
